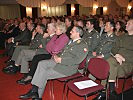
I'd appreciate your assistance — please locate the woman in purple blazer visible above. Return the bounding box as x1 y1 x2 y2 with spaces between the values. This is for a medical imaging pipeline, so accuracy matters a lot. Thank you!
17 22 69 85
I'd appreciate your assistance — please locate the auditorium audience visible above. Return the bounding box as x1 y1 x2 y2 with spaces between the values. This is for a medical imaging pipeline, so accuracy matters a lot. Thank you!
1 14 133 100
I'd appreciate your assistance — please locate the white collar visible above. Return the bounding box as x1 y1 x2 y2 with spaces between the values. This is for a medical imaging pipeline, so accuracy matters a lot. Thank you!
50 33 55 37
88 28 94 33
73 38 81 42
22 28 26 31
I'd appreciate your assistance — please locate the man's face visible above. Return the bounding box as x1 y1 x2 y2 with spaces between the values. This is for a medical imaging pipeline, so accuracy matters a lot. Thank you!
27 23 31 31
19 23 25 31
70 27 77 39
126 20 133 32
42 18 47 25
104 22 112 32
36 25 41 33
86 21 93 30
65 18 71 27
115 22 120 30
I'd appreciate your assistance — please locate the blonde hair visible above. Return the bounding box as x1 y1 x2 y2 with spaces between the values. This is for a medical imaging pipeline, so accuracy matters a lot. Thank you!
56 22 66 33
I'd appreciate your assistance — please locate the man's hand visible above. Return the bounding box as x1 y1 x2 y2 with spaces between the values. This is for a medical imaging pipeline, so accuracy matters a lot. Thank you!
7 30 13 34
43 33 49 38
39 44 42 48
96 55 103 58
16 42 19 46
92 52 97 56
115 57 123 65
53 55 62 63
114 54 125 65
32 30 37 39
7 38 12 43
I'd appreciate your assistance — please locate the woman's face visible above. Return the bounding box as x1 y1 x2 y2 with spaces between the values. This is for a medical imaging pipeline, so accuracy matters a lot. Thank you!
47 26 52 34
55 27 62 35
115 22 120 30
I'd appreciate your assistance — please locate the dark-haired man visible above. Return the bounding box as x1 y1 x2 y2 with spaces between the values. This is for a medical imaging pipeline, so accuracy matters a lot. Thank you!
83 19 100 62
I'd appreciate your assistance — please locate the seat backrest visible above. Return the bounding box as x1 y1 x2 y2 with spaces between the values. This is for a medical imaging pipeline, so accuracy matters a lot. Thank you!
87 58 110 80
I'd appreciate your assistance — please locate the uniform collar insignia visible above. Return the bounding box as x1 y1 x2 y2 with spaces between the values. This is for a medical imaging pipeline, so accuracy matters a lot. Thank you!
77 40 81 44
110 34 113 37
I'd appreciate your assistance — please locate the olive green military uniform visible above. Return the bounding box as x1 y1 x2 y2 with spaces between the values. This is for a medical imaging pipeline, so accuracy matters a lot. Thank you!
107 34 133 80
83 29 100 63
94 33 116 59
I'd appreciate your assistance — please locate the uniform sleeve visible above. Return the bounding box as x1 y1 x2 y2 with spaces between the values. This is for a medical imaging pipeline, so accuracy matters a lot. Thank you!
91 32 101 51
41 38 48 49
111 37 120 56
102 41 115 59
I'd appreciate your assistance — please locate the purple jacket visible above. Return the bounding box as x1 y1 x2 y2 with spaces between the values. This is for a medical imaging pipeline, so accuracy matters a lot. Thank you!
46 33 69 55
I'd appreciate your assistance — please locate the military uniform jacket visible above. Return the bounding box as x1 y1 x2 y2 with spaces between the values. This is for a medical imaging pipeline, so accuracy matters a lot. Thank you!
95 33 116 59
30 33 43 49
83 29 100 57
36 35 51 55
111 34 133 63
29 33 50 55
53 39 88 76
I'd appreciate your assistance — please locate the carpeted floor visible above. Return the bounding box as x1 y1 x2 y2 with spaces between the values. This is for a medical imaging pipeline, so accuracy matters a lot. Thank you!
0 50 133 100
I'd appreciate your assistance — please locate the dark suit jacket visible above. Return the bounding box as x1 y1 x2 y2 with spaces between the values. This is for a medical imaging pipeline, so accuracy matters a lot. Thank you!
14 28 31 45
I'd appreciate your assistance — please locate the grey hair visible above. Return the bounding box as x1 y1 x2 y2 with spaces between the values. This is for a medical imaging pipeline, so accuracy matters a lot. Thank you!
56 22 66 33
48 23 56 30
75 26 84 37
